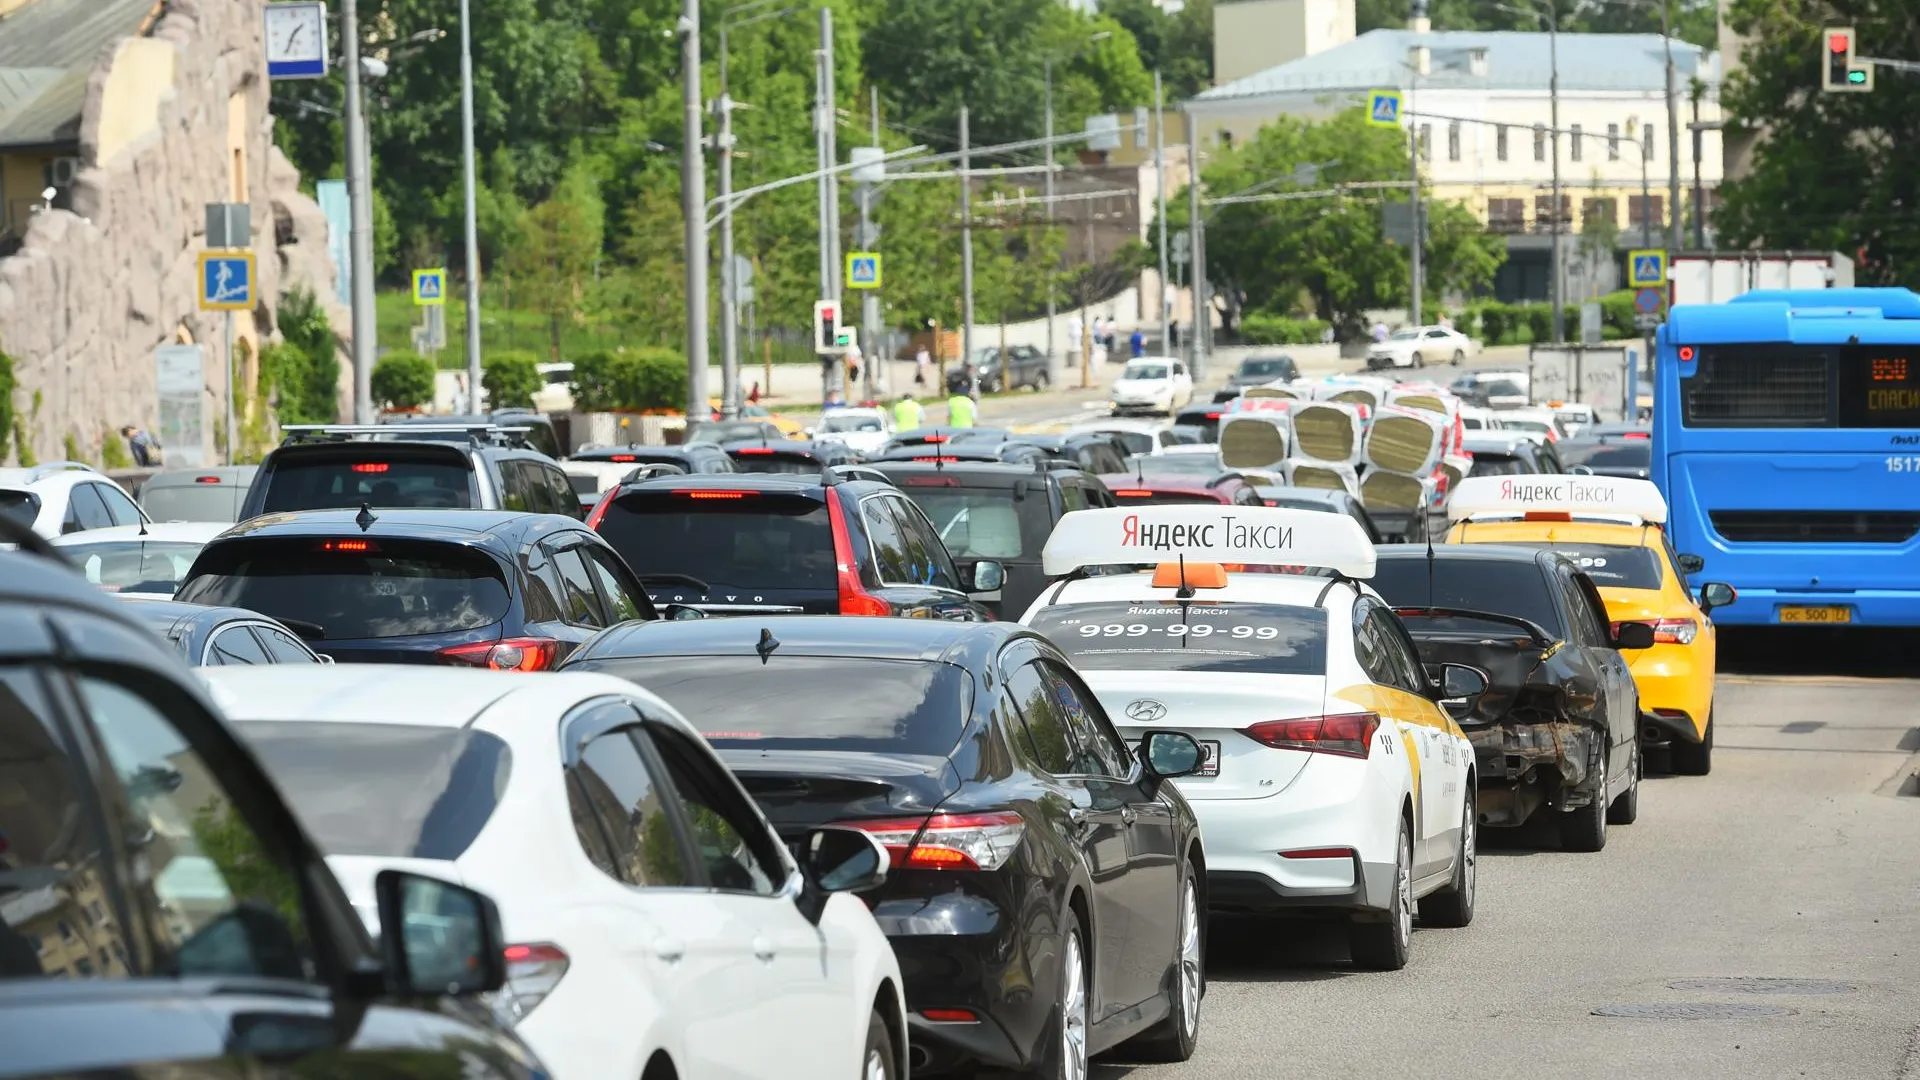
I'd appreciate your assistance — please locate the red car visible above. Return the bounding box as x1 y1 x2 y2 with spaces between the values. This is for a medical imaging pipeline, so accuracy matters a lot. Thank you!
1095 472 1266 508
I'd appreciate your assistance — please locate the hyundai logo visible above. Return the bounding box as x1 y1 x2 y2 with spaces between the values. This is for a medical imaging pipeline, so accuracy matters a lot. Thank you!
1125 699 1168 722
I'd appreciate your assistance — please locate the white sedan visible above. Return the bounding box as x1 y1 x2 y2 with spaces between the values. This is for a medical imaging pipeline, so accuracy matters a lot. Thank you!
1367 326 1476 370
1110 357 1195 416
203 665 908 1080
1020 505 1484 970
49 520 228 597
814 406 894 456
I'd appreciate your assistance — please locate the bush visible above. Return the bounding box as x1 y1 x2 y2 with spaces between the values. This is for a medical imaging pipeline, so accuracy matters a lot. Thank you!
267 290 342 424
0 349 13 462
370 352 436 410
1240 312 1331 346
569 350 620 411
483 350 542 409
100 429 132 469
569 348 688 412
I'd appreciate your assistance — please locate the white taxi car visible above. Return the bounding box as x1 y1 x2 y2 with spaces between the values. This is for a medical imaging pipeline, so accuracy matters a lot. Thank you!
1020 506 1485 970
1110 357 1195 416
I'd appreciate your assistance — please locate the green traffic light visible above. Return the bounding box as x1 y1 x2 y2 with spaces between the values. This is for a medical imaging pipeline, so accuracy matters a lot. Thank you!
1849 69 1868 83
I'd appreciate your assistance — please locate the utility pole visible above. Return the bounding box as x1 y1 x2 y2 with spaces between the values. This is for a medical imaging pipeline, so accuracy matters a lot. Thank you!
1044 57 1058 383
1661 0 1682 253
1186 109 1207 379
1154 71 1171 352
1079 202 1095 389
960 105 975 394
1547 1 1563 344
680 0 709 417
1409 66 1423 326
821 7 841 301
457 0 482 411
716 28 739 418
861 86 880 403
341 0 376 422
814 28 832 402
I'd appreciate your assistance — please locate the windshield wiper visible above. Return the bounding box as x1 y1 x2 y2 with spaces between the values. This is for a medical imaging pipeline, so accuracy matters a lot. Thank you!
640 573 712 592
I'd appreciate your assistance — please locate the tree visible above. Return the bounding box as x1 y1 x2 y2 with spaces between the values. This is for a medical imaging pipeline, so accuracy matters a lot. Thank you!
370 353 436 410
1425 199 1508 300
1100 0 1213 99
482 350 543 408
503 162 607 360
1356 0 1718 49
1715 0 1910 281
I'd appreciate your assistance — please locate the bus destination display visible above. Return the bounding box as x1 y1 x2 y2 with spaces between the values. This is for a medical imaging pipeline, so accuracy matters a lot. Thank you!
1840 347 1920 427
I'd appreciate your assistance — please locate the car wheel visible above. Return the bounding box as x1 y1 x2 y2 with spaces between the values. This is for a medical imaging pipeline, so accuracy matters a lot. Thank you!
1034 369 1051 391
1349 821 1412 971
1608 743 1641 825
1418 788 1475 928
863 1008 896 1080
1452 350 1464 366
1127 871 1203 1061
1672 711 1713 775
1561 768 1610 853
1028 923 1091 1080
1411 352 1424 369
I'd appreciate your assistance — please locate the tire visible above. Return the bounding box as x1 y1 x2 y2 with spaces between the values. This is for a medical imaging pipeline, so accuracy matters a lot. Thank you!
1418 789 1476 928
862 1008 897 1080
1034 369 1051 391
1127 872 1203 1062
1411 352 1425 369
1607 743 1641 825
1561 767 1610 853
1672 711 1713 776
1451 349 1465 366
1026 923 1090 1080
1349 821 1412 971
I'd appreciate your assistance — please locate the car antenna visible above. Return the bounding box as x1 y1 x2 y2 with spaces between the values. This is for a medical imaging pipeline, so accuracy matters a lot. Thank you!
356 503 378 532
1174 553 1196 600
755 627 780 664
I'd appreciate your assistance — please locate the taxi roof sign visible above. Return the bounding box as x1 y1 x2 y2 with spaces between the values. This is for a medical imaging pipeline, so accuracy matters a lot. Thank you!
1446 475 1668 525
1041 505 1377 579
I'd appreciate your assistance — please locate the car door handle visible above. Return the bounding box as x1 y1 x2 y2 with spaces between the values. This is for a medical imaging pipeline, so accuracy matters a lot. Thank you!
1119 806 1136 826
652 937 686 963
1067 807 1092 832
752 936 777 962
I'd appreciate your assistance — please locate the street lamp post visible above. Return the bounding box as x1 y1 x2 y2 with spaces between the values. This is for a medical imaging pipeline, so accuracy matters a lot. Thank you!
1154 71 1170 352
340 0 377 422
1548 1 1563 344
679 0 709 418
457 0 482 409
1661 0 1682 252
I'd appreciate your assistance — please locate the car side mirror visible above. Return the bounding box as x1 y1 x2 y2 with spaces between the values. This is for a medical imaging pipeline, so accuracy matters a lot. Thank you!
1612 621 1657 650
373 869 506 997
970 559 1006 593
661 604 707 621
1436 662 1489 702
1568 464 1594 475
1678 553 1705 574
794 827 890 924
1139 731 1205 780
316 653 336 665
1699 581 1736 613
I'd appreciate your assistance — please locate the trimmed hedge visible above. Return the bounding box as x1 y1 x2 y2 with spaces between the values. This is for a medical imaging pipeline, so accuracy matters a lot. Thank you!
370 352 436 410
569 348 689 412
1462 290 1645 347
482 350 543 409
1240 312 1332 346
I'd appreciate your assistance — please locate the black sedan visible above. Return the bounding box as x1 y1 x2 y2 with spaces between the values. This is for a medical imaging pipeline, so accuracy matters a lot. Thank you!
561 616 1211 1076
118 597 327 666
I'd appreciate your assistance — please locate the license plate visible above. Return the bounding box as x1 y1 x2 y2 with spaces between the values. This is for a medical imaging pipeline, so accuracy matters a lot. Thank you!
1197 741 1220 778
1778 605 1851 624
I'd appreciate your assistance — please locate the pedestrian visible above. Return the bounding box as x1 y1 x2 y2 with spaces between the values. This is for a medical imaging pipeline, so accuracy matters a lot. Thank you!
748 381 761 404
845 340 863 387
893 392 923 431
1372 320 1390 344
1066 314 1083 362
1170 322 1181 350
1130 327 1145 358
1437 311 1454 331
945 389 977 428
119 425 157 467
914 343 931 387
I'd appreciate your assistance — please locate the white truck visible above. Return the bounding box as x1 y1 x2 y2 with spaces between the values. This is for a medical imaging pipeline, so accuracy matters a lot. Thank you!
1667 250 1855 306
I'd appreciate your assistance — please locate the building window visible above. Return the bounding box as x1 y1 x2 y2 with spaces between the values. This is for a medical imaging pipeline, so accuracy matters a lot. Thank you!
1496 125 1509 162
1643 123 1655 161
1607 124 1621 160
1581 197 1618 227
1487 197 1527 233
1418 123 1431 160
1534 194 1571 232
1447 122 1462 162
1533 124 1547 162
1628 195 1666 230
58 920 73 942
1570 124 1583 162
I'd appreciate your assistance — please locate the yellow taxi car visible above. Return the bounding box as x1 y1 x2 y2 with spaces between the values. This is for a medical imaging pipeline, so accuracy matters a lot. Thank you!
1441 475 1736 775
706 398 806 437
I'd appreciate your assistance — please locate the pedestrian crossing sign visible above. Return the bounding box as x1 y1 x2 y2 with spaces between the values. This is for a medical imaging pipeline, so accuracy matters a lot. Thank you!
1366 89 1402 128
198 251 255 311
412 268 447 306
847 252 882 290
1627 249 1667 288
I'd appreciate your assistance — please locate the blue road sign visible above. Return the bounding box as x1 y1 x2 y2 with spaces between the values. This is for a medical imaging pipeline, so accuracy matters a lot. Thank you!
1628 248 1667 288
198 251 254 311
1366 89 1402 128
847 252 882 290
413 268 447 306
1634 287 1664 314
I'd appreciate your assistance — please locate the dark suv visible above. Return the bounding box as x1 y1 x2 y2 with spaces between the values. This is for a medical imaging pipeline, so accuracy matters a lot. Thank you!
723 438 866 473
1213 354 1302 402
382 409 564 461
246 425 578 519
587 473 999 619
946 344 1050 393
873 459 1117 618
0 524 538 1078
573 443 738 474
176 509 662 669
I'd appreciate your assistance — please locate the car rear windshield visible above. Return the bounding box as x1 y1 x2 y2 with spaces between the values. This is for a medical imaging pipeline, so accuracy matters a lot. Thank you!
1557 441 1651 469
235 722 509 859
1497 542 1663 590
59 540 204 593
574 656 968 757
176 538 511 639
1370 556 1565 637
1031 601 1329 675
261 450 474 512
0 490 39 528
1130 454 1222 477
1240 358 1293 378
141 482 245 523
898 487 1047 560
821 414 884 433
729 452 823 475
594 489 835 591
1467 453 1528 477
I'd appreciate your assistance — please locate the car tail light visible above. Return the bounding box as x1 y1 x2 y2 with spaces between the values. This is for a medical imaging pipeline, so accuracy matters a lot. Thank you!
1113 489 1155 498
1281 846 1357 860
194 475 222 484
839 812 1026 871
826 488 891 616
735 447 775 455
438 637 559 672
495 942 569 1022
921 1009 980 1024
1613 617 1696 645
610 454 638 462
1205 412 1222 420
1523 511 1573 522
350 463 391 473
1623 431 1651 440
1243 713 1380 758
674 490 751 499
318 539 377 553
924 434 951 444
584 490 613 529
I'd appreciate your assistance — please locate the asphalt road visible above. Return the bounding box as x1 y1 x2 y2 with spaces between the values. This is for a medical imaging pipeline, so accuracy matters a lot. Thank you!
1087 632 1920 1080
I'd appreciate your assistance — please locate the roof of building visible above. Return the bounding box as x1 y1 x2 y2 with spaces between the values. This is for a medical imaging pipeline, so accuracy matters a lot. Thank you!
0 0 161 150
1195 29 1710 104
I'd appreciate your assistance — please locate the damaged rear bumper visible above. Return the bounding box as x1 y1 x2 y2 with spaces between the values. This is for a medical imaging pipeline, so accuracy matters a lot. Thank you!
1464 720 1605 828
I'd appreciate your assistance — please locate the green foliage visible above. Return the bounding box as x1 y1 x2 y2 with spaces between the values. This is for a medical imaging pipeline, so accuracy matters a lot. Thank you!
482 349 543 409
503 162 607 361
0 350 12 462
569 348 688 412
192 798 305 935
1100 0 1214 99
370 353 437 410
100 430 132 469
62 432 86 464
1240 312 1331 345
1463 291 1642 345
266 289 342 425
1424 200 1508 299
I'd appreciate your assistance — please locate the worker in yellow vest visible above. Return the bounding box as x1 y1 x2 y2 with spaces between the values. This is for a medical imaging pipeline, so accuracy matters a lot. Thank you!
946 391 977 428
893 393 924 431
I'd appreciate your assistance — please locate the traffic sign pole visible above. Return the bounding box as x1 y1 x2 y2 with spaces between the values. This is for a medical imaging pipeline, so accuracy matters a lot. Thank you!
225 310 236 464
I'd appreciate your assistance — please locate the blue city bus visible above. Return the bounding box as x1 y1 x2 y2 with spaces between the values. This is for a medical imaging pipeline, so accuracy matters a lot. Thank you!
1653 288 1920 627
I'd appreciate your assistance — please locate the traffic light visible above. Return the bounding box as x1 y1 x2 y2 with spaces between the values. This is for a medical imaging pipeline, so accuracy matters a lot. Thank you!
1823 28 1873 91
813 299 840 354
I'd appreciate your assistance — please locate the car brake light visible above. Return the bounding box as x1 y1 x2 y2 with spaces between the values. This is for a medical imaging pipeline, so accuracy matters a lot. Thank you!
584 490 613 529
1623 431 1651 440
1281 846 1357 860
318 539 377 553
350 463 390 473
1205 412 1222 420
438 637 559 672
1677 346 1695 362
826 488 891 616
1612 618 1696 645
1113 489 1155 497
674 490 750 499
496 942 569 1022
921 1009 980 1024
610 454 638 462
924 434 950 443
904 476 960 486
839 812 1026 871
735 447 775 455
1244 713 1380 758
911 456 953 463
1523 511 1573 522
194 475 222 484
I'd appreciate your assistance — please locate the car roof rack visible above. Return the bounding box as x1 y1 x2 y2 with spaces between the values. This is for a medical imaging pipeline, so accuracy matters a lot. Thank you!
280 423 533 448
24 461 100 482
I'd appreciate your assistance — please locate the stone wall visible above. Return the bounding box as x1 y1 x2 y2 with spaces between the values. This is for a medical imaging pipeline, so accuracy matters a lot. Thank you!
0 0 343 466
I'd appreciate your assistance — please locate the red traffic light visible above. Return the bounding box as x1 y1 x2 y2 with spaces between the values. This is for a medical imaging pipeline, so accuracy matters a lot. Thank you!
1829 32 1850 53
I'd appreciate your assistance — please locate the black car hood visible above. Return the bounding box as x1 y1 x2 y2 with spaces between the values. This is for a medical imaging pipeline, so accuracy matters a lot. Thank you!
719 748 962 838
